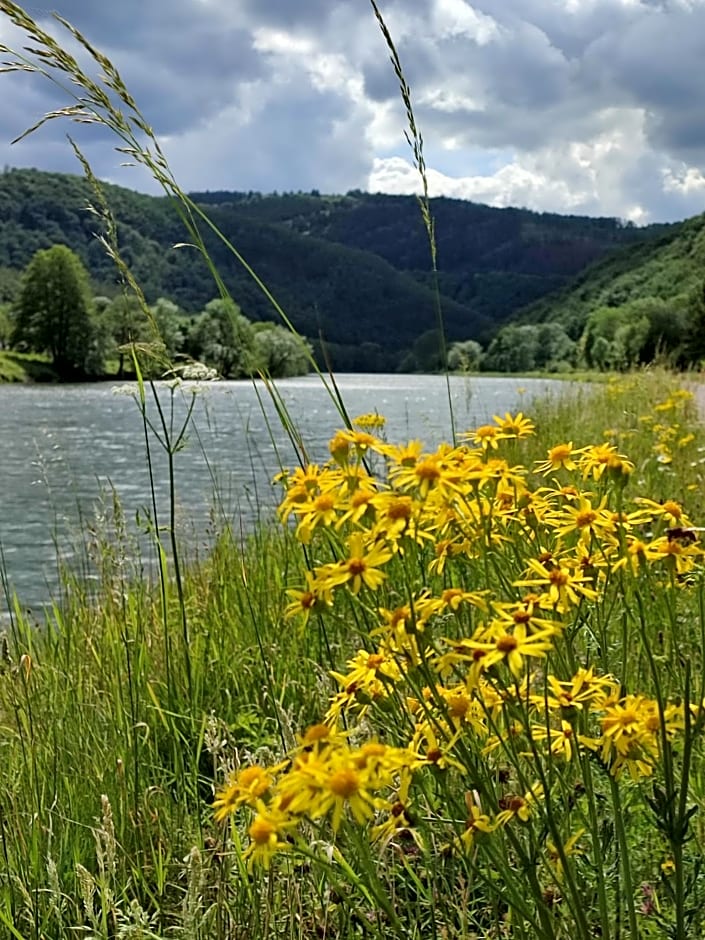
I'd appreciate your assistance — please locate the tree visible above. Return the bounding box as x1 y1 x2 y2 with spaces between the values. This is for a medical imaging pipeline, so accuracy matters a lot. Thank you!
483 325 539 372
398 329 446 373
150 297 185 361
685 281 705 364
534 323 577 371
253 322 312 377
448 339 483 372
12 244 101 377
582 297 685 370
186 297 257 378
0 304 11 349
101 295 151 377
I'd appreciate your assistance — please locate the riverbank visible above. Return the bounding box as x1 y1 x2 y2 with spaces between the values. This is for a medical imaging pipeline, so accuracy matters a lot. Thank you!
1 370 704 937
0 350 60 382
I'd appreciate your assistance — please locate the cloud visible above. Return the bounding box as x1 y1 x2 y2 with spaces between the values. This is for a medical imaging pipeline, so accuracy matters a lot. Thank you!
0 0 704 221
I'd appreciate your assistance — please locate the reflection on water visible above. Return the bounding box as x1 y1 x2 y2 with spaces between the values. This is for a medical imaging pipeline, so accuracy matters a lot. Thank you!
0 374 564 609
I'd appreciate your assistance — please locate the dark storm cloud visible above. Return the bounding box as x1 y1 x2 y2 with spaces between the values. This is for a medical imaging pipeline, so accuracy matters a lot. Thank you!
27 1 265 135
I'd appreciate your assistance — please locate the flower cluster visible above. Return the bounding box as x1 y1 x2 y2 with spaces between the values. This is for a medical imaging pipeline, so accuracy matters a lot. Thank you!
213 727 420 868
217 402 704 873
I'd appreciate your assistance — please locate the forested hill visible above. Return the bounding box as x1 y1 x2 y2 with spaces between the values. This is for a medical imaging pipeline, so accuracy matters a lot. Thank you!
0 167 667 369
516 212 705 338
189 189 667 319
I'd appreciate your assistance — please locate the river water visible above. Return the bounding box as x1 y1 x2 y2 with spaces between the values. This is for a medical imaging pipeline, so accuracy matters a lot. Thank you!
0 374 564 611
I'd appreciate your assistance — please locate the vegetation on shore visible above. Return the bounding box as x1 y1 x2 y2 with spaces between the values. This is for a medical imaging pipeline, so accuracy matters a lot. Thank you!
0 349 59 382
482 213 705 372
2 371 705 939
2 244 313 381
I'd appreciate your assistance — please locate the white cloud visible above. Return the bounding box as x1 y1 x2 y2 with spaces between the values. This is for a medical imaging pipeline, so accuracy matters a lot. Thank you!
369 108 676 221
663 165 705 195
433 0 499 41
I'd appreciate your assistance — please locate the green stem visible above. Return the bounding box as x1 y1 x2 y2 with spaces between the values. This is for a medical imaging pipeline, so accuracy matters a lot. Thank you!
609 777 639 940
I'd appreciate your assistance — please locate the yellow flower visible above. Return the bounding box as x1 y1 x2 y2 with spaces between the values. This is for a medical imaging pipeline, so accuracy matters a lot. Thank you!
327 648 401 720
644 535 703 575
460 794 495 849
335 483 379 527
353 412 386 430
387 445 468 499
276 463 328 520
531 719 579 761
468 424 502 450
535 443 578 475
293 491 339 531
461 623 555 677
515 557 599 610
284 571 332 626
536 668 618 712
243 800 296 869
493 411 535 439
495 783 543 827
342 533 393 594
577 443 633 481
633 497 692 527
315 533 393 595
213 765 278 822
284 740 414 832
545 829 585 882
548 495 617 546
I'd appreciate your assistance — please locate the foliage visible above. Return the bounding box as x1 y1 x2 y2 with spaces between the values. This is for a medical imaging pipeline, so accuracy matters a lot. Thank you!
185 297 257 378
0 265 20 302
149 296 184 361
0 165 667 371
518 213 705 366
194 188 654 287
0 302 11 348
684 280 705 365
217 375 705 940
447 338 483 372
483 323 540 372
253 322 312 378
478 321 581 373
11 243 104 377
2 5 705 938
99 294 153 376
583 297 688 370
0 348 58 381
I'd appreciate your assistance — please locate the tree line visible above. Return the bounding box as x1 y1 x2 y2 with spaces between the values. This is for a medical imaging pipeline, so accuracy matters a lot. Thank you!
1 245 312 381
448 289 704 374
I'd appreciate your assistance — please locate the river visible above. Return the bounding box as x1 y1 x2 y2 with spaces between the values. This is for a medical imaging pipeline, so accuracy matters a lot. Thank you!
0 374 565 612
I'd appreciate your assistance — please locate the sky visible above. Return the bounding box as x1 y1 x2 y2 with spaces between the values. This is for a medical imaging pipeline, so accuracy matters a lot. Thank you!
1 0 705 223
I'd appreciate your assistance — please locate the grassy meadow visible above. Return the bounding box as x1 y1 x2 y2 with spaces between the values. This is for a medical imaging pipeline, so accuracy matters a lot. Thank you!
1 371 705 939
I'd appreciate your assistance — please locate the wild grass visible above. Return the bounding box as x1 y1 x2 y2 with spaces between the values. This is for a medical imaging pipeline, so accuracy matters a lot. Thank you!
2 2 705 938
0 372 703 939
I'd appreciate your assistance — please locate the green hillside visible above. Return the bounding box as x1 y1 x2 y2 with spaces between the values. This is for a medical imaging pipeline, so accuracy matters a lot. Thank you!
517 214 705 337
0 167 666 370
476 213 705 371
190 189 664 323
